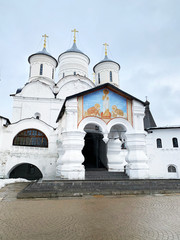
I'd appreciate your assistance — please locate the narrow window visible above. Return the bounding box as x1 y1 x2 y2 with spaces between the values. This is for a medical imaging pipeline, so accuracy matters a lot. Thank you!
156 138 162 148
168 165 176 172
63 73 65 78
29 66 31 77
40 64 43 75
110 71 112 82
98 73 100 84
52 69 54 79
172 138 178 148
74 71 76 75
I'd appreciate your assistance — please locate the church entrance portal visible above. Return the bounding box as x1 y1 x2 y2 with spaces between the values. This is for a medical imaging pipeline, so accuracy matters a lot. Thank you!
9 163 43 180
82 124 107 170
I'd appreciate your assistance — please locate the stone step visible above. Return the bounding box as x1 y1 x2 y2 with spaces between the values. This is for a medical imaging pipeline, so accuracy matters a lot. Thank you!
18 179 180 199
85 171 129 180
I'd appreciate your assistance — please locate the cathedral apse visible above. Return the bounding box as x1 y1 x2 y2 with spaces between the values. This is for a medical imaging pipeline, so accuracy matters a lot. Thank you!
78 88 133 125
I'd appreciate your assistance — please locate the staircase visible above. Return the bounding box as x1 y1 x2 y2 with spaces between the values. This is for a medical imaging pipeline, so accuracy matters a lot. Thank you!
85 169 129 180
17 178 180 199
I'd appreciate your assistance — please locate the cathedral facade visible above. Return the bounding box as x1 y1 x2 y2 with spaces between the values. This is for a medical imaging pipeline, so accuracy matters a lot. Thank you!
0 32 179 180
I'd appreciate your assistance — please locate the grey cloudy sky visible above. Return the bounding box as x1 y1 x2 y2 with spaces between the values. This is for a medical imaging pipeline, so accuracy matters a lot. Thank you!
0 0 180 126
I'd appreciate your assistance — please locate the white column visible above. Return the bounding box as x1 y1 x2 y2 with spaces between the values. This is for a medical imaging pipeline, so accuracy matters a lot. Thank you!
107 139 125 172
57 131 85 180
125 132 149 179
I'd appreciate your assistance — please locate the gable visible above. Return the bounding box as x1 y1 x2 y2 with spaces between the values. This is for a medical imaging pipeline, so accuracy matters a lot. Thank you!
77 87 133 125
17 81 54 98
56 79 93 99
56 83 145 123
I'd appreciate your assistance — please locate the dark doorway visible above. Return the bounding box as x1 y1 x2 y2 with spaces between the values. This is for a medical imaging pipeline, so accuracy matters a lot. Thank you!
82 132 107 170
9 163 43 180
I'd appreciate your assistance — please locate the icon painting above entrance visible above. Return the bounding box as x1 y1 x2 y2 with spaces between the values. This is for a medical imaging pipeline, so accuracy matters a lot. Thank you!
78 88 133 125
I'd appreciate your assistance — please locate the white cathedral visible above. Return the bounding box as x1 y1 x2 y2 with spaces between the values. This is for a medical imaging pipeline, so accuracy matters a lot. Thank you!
0 31 179 181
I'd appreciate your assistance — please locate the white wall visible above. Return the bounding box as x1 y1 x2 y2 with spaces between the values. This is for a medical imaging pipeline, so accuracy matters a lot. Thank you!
0 118 58 179
12 81 63 127
146 128 180 178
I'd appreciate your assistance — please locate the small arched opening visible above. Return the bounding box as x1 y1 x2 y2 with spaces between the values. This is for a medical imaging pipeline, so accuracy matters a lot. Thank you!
168 165 176 173
82 123 107 170
9 163 43 180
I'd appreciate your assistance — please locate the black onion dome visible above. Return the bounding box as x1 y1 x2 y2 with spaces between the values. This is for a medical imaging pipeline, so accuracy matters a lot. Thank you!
28 48 58 67
93 55 120 72
58 43 90 63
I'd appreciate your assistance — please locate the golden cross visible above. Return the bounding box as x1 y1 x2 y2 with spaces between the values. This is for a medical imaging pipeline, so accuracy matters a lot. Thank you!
103 43 109 56
42 34 48 49
71 29 78 43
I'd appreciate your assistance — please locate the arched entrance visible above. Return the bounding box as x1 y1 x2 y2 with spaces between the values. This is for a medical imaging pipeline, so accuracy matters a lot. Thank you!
9 163 43 180
107 124 127 172
82 123 107 170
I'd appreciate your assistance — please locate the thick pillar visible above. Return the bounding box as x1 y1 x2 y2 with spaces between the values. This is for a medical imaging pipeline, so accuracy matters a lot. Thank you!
107 139 125 172
56 131 85 180
125 132 149 179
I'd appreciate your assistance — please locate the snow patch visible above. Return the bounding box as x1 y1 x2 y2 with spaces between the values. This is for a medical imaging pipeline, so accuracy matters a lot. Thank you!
0 178 30 190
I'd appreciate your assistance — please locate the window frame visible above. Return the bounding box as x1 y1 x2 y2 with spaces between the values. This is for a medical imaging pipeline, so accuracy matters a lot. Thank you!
156 138 162 148
52 68 54 79
172 137 178 148
40 64 43 75
110 71 112 82
98 73 100 84
13 129 48 148
168 165 176 173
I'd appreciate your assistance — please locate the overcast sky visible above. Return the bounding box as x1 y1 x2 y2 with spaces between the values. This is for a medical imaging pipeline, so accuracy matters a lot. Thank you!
0 0 180 126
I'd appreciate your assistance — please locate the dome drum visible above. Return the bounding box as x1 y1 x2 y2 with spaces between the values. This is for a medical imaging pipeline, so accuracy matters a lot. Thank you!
28 48 58 83
94 61 120 86
58 52 89 79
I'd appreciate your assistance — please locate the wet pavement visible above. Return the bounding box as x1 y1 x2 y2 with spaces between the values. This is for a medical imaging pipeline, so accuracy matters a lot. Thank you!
0 183 180 240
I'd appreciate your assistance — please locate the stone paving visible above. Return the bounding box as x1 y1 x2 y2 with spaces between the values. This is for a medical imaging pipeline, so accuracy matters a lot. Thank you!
0 183 180 240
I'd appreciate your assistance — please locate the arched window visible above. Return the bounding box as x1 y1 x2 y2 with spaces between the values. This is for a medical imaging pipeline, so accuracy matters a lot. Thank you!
156 138 162 148
98 73 100 84
172 138 178 148
110 71 112 82
168 165 176 172
13 129 48 148
63 72 65 78
40 64 43 75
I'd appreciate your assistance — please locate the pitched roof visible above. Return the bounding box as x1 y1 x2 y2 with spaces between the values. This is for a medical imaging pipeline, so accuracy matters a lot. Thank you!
56 83 145 122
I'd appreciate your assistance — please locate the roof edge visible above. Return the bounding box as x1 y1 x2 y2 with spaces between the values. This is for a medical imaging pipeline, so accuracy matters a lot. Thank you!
28 52 58 67
93 59 120 72
0 115 11 124
58 51 90 64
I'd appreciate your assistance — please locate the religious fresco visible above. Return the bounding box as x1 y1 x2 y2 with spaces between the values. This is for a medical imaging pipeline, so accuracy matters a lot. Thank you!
78 88 133 125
